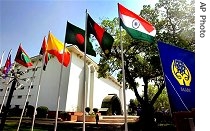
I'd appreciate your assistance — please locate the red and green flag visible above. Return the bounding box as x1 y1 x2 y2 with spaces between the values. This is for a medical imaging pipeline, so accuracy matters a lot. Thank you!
87 14 114 57
65 21 96 57
15 44 33 67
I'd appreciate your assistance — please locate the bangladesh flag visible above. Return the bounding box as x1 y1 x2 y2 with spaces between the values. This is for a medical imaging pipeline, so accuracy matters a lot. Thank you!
15 44 33 67
65 21 96 57
87 14 114 57
118 3 156 43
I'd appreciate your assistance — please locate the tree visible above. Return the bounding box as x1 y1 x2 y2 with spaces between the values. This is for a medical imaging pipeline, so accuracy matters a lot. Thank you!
128 99 137 115
155 0 195 51
147 84 170 111
96 0 194 130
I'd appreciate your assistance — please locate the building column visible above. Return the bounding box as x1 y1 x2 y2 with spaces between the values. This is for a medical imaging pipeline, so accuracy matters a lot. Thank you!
119 87 124 113
86 65 91 108
89 65 95 111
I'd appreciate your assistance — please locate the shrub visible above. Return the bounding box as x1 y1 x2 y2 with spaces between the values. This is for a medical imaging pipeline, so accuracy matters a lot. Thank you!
8 106 22 117
93 108 98 114
60 111 69 121
36 106 48 118
85 107 90 114
26 105 35 117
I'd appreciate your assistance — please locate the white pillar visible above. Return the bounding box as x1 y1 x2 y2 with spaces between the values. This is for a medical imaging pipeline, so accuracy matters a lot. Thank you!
86 65 90 108
89 65 95 111
119 87 124 113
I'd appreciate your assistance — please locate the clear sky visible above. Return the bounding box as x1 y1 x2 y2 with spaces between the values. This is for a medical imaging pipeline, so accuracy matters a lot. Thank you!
0 0 158 103
0 0 157 63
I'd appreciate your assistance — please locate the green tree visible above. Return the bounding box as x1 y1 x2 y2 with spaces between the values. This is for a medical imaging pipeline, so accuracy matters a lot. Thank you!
147 84 170 111
96 0 194 130
128 99 137 115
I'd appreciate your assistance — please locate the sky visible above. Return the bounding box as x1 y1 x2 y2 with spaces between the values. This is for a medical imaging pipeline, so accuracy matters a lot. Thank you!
0 0 158 103
0 0 157 63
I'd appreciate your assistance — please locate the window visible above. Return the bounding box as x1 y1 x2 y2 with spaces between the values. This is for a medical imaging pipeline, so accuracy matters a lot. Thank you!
28 85 33 89
0 89 3 92
17 95 22 99
20 86 24 90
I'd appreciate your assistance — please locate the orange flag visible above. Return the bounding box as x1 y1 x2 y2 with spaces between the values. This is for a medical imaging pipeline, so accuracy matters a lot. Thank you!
47 32 70 67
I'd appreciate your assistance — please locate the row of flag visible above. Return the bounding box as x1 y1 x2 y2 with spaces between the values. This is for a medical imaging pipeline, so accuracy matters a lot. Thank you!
1 3 154 78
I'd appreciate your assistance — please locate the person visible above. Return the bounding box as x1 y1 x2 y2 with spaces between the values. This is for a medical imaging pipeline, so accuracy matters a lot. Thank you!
24 101 29 117
95 113 99 126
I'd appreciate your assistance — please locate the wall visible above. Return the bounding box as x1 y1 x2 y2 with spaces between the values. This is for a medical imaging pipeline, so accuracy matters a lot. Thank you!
0 46 122 113
37 57 70 111
0 56 70 111
92 72 121 111
65 53 84 112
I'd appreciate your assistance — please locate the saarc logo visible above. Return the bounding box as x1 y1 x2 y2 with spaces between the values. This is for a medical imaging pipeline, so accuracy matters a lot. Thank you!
171 59 191 86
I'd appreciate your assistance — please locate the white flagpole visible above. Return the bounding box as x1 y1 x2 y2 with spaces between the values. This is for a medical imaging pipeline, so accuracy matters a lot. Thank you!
0 51 5 68
17 61 39 131
82 9 88 131
0 50 12 113
31 54 46 131
0 63 15 113
0 78 13 113
54 34 66 131
119 19 128 131
1 49 12 78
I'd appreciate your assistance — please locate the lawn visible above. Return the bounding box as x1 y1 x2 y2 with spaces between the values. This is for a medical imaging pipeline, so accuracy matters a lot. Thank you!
3 122 48 131
3 121 123 131
3 121 176 131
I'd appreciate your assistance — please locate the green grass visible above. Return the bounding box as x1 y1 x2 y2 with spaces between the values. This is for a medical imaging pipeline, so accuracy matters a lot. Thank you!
3 121 79 131
3 120 176 131
3 122 48 131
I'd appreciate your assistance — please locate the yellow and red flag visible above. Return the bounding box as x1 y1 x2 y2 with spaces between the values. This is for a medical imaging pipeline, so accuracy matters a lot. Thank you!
47 32 70 67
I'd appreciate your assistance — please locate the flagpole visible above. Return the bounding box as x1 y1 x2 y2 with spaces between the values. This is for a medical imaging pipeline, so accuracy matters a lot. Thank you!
82 9 88 131
0 78 13 113
31 54 46 131
119 19 128 131
54 33 66 131
0 51 5 68
0 50 12 113
0 63 15 113
17 60 39 131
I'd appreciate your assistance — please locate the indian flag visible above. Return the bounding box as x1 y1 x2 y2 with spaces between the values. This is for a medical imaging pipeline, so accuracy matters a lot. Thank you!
118 3 156 43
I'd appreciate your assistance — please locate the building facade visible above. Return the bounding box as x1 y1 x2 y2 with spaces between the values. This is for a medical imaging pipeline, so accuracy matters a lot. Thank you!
0 46 124 114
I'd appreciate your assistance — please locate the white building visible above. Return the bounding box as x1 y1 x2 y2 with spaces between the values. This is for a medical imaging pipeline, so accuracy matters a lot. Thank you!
0 46 124 115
